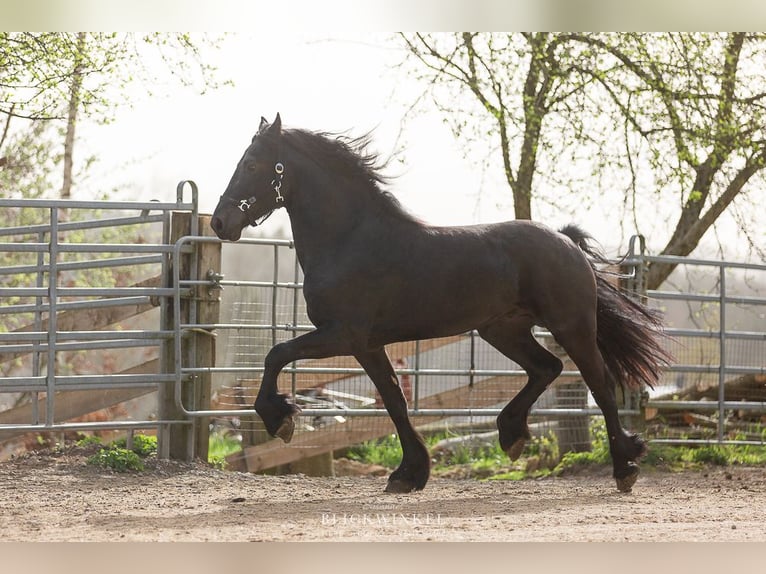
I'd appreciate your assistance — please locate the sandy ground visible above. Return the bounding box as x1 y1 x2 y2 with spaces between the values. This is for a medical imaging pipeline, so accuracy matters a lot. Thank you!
1 447 764 542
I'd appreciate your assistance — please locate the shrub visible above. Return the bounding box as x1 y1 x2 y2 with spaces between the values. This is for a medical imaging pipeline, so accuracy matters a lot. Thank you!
75 435 103 447
688 446 729 466
87 447 145 472
346 433 403 468
112 434 157 457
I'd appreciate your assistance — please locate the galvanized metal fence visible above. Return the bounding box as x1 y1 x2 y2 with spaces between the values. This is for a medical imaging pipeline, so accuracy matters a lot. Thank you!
203 234 765 472
0 184 198 452
2 183 763 468
626 240 766 446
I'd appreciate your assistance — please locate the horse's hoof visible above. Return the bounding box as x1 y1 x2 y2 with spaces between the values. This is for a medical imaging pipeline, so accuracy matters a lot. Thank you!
505 438 526 461
275 416 295 443
385 479 417 494
615 468 639 493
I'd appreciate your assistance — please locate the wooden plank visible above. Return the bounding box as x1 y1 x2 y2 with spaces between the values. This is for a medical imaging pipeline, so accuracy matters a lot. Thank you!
192 215 221 461
0 358 159 442
0 275 161 365
276 335 463 390
227 417 397 472
157 211 193 460
232 372 529 472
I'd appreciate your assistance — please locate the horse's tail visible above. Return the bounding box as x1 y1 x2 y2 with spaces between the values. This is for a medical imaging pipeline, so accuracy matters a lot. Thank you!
559 224 672 390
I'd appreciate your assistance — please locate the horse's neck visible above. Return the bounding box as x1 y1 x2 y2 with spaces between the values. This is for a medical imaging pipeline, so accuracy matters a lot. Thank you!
286 179 368 273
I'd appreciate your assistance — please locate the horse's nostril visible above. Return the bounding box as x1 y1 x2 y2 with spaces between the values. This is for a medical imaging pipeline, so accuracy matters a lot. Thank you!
210 216 222 233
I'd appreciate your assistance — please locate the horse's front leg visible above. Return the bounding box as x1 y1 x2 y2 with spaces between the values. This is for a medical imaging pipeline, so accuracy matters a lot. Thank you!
355 349 430 493
255 324 354 442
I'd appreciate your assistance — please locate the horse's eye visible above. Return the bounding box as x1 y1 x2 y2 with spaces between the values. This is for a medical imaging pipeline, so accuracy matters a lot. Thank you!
246 163 257 172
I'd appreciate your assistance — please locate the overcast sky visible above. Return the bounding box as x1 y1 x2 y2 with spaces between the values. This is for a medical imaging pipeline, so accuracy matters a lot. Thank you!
71 31 759 258
78 32 504 240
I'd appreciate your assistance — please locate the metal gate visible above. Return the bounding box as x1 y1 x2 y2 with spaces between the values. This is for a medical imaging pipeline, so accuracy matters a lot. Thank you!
2 183 763 467
627 240 766 446
182 233 765 471
0 183 198 453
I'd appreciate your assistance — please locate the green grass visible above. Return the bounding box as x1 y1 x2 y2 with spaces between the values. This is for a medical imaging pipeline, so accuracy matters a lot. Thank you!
82 431 244 472
208 431 244 470
85 433 157 472
112 434 157 457
346 433 404 468
87 447 145 472
343 420 766 483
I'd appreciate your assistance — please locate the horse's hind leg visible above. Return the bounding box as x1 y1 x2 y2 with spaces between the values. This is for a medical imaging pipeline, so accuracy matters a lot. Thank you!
355 348 430 493
478 319 563 461
551 326 646 492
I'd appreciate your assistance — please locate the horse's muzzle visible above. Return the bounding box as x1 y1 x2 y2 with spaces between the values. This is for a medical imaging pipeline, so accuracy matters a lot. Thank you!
209 215 242 241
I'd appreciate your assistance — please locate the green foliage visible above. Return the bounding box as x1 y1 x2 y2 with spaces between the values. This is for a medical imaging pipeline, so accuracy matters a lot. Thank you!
400 32 766 269
345 417 766 484
486 470 527 481
640 443 685 467
525 431 560 465
346 433 403 469
346 429 559 478
112 434 158 457
688 446 729 466
87 447 145 472
208 431 243 470
75 435 103 447
0 32 227 122
86 433 158 472
556 419 611 470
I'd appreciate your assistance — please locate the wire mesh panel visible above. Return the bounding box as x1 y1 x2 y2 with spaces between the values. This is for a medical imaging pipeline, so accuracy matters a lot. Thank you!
192 237 766 474
638 255 766 445
207 239 618 470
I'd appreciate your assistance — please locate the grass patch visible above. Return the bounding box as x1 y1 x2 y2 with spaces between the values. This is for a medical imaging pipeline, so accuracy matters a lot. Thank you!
85 433 157 472
112 434 157 457
346 433 403 469
343 419 766 483
87 447 145 472
208 431 243 470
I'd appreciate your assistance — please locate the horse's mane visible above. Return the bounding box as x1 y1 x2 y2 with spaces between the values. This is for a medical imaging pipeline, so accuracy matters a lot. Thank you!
282 128 421 224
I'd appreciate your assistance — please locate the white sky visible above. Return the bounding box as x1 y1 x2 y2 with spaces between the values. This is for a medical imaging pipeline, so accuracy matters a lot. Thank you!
71 31 759 258
78 32 503 239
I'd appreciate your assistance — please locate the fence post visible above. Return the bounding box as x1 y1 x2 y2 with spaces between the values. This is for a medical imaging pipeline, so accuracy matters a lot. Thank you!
192 215 221 462
158 212 221 461
623 235 648 433
159 211 194 460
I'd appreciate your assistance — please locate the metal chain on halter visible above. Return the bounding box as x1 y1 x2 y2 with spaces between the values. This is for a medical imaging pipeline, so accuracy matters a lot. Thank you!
272 162 285 203
225 161 286 226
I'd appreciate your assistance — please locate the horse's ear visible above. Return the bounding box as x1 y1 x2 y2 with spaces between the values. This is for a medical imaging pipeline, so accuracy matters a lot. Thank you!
269 113 282 135
254 114 281 141
253 116 270 141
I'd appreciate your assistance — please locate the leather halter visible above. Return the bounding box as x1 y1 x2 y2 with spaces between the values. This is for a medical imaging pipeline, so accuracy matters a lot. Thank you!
219 161 286 226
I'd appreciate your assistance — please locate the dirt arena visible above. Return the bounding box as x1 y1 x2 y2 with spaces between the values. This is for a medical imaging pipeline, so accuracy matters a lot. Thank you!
1 447 764 542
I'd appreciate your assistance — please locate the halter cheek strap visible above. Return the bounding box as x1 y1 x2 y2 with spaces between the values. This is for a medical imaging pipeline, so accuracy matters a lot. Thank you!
271 162 285 203
220 161 286 226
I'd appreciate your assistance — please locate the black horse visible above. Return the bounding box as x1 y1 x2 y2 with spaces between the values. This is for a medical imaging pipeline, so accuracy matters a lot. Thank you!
211 114 671 494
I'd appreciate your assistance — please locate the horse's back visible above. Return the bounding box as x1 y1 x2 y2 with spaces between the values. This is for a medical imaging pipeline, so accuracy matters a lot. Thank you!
360 219 597 345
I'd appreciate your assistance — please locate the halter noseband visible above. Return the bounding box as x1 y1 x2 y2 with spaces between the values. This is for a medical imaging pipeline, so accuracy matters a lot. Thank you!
221 161 286 226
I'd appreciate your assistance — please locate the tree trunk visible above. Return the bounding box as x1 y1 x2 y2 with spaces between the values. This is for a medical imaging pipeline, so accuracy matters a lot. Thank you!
61 32 86 200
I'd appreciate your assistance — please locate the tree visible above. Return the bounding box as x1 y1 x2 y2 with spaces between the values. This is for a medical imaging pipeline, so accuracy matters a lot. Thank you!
61 32 87 200
399 33 766 289
400 33 598 221
0 32 226 199
565 33 766 288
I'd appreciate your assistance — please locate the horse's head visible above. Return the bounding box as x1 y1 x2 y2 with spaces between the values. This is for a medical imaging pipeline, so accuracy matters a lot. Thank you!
211 113 287 241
